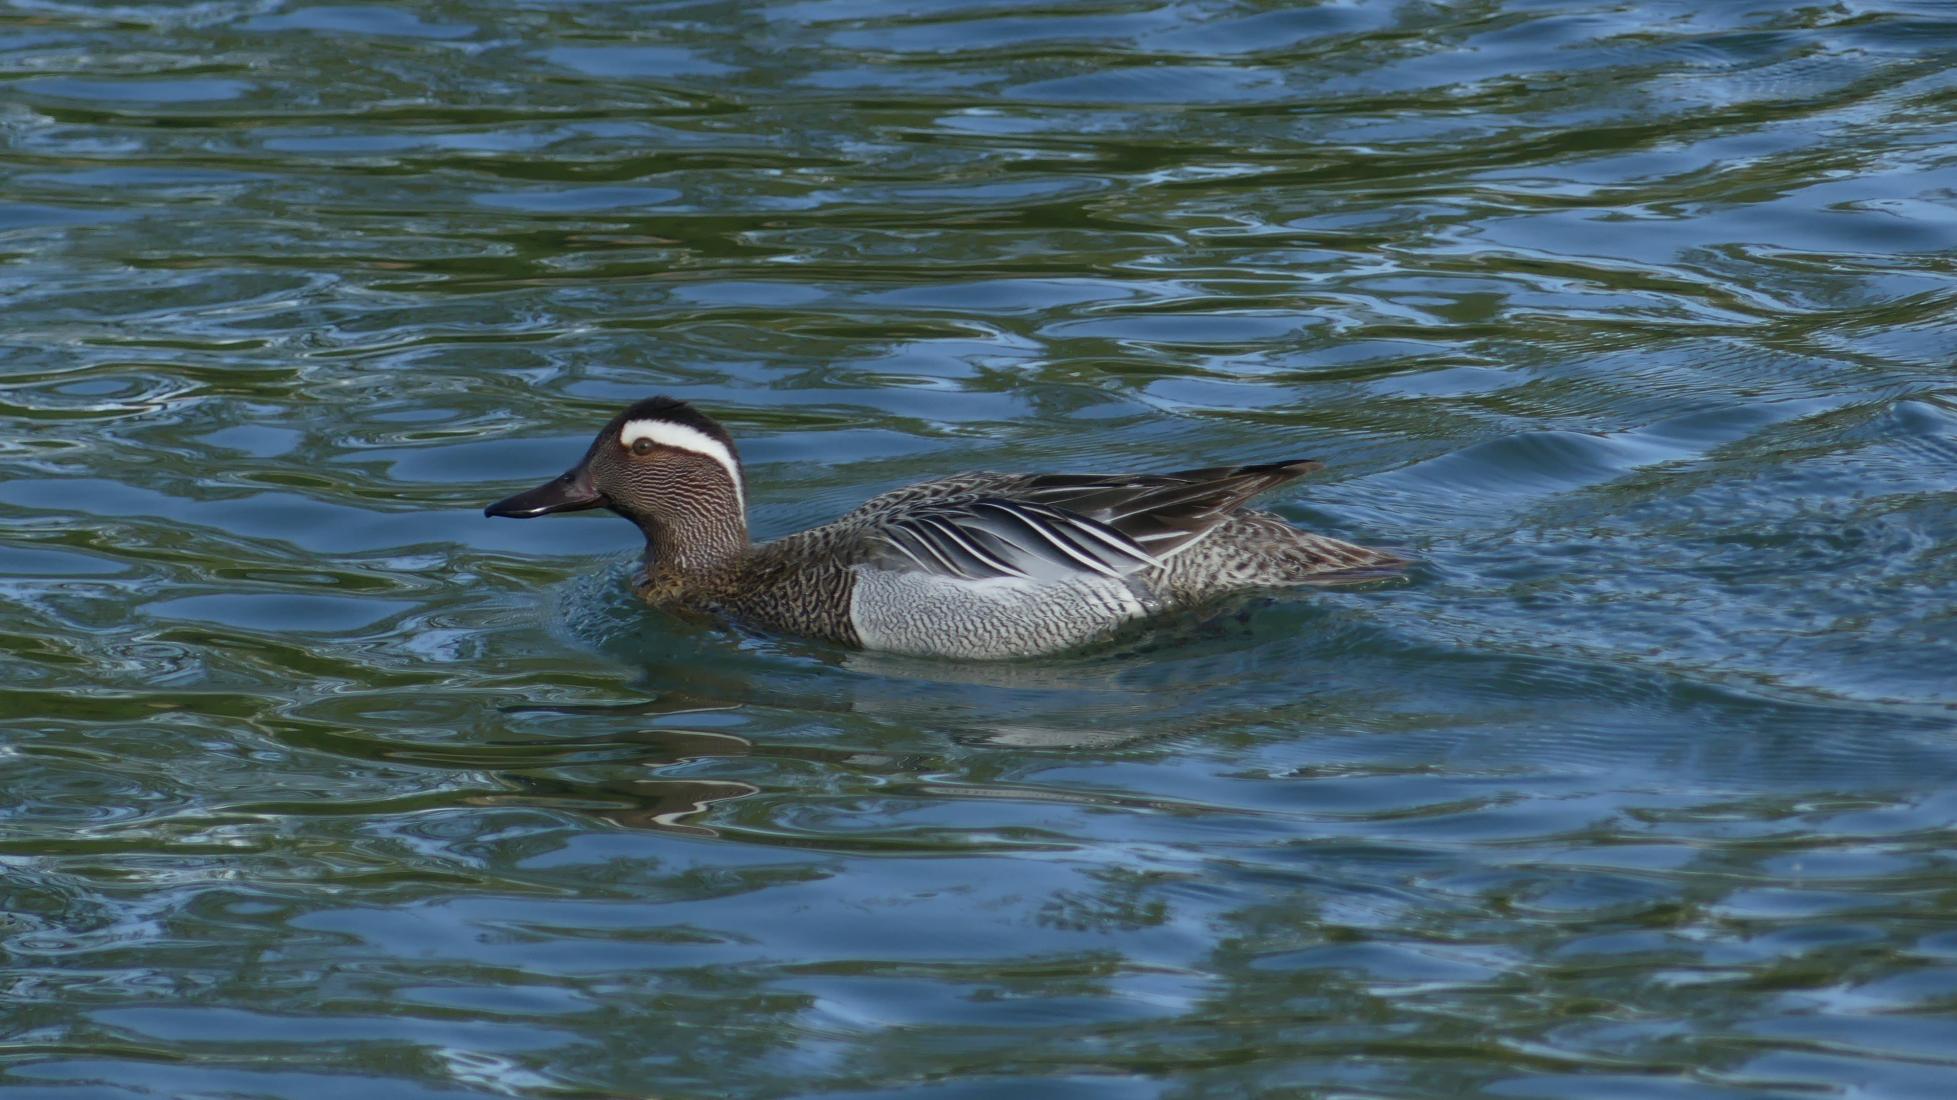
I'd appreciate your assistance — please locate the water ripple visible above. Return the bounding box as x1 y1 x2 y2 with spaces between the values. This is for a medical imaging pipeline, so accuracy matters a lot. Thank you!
3 0 1957 1097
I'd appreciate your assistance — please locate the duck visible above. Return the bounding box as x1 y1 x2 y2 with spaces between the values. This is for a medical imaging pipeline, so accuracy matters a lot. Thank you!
484 396 1406 659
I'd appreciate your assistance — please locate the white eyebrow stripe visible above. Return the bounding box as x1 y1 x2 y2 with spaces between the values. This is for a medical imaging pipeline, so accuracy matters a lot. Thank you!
619 418 745 515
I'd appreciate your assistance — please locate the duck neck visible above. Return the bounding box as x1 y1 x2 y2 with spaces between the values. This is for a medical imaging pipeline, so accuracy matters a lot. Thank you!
639 509 749 589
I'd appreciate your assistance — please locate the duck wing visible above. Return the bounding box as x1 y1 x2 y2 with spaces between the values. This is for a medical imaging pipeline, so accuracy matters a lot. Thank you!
863 460 1323 582
1012 459 1323 557
869 497 1161 581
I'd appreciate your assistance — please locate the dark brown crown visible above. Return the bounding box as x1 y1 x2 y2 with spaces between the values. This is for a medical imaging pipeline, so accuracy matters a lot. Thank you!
614 396 737 454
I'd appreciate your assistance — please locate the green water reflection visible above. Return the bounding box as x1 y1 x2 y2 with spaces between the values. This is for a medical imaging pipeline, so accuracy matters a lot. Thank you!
3 1 1956 1097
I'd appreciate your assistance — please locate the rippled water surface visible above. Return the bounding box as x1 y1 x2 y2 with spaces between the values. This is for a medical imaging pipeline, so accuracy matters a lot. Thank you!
5 0 1957 1096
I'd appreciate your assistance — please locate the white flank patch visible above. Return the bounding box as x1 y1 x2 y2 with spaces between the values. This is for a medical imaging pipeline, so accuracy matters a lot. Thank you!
849 566 1148 659
619 419 745 514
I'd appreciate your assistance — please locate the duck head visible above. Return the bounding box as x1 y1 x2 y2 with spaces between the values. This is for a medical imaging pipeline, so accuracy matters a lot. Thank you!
484 396 749 571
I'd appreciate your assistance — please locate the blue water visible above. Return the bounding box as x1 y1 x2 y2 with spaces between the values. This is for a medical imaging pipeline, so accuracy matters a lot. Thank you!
2 1 1956 1096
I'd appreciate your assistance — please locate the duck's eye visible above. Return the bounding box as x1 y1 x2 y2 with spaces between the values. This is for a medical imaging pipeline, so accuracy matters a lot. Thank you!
630 438 656 456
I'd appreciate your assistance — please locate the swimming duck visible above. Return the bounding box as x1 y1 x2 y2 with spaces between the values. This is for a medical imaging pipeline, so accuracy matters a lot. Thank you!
485 397 1405 659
